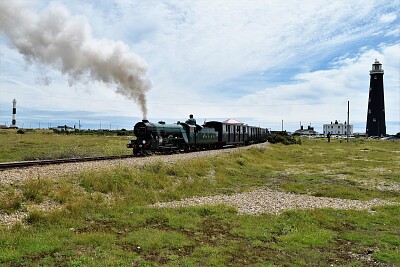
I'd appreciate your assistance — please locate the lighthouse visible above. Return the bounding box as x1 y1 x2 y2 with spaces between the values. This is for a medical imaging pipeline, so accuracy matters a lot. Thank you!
11 99 17 128
366 60 386 137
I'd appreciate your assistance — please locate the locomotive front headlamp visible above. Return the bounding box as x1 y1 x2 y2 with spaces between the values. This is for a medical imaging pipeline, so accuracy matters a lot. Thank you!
142 140 146 144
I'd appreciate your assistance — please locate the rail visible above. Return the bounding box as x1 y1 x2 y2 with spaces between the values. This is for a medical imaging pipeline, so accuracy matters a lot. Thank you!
0 155 135 170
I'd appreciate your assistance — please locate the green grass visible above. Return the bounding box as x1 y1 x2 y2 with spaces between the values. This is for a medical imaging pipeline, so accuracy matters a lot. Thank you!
0 184 23 213
0 129 132 162
0 137 399 266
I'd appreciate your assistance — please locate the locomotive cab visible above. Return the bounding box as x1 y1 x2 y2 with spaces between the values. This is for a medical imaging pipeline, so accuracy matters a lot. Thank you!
180 122 218 149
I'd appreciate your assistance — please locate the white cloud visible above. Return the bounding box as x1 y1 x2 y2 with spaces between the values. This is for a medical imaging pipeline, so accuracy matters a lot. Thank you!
380 12 397 23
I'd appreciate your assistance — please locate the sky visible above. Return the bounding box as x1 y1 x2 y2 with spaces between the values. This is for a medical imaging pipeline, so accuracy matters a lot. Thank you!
0 0 399 133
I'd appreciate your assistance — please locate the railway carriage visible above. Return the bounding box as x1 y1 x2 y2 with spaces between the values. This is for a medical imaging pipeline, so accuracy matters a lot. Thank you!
248 126 268 144
203 121 268 146
203 121 245 146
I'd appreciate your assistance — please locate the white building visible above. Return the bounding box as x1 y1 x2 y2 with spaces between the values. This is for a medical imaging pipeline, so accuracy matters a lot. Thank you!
51 125 76 132
323 120 353 136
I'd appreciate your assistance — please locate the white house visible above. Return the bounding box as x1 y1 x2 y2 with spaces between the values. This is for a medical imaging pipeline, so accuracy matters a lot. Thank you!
323 120 353 136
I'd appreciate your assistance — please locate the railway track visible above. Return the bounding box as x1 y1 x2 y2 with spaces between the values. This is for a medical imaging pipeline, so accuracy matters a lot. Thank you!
0 155 135 170
0 143 266 171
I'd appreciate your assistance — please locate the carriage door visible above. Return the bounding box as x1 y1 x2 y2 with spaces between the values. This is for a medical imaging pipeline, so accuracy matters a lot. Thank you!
227 125 230 142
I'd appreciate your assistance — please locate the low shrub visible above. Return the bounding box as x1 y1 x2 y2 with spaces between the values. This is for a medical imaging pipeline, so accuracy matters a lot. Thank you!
267 132 301 145
22 178 53 203
0 185 23 213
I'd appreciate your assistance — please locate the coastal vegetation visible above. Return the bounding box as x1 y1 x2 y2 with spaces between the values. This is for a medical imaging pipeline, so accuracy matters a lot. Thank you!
0 131 399 266
0 129 131 162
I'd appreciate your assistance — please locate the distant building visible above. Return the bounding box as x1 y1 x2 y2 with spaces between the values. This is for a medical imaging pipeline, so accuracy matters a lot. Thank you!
0 125 7 129
51 125 76 132
323 120 353 136
294 124 318 135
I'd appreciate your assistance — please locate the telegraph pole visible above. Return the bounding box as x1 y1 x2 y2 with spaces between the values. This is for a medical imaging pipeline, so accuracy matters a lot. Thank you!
347 101 350 143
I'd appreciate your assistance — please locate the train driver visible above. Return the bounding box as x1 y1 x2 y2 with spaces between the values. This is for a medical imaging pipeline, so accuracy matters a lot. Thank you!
185 114 196 125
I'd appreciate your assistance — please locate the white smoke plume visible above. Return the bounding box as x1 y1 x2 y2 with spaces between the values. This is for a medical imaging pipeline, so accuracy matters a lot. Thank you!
0 1 151 118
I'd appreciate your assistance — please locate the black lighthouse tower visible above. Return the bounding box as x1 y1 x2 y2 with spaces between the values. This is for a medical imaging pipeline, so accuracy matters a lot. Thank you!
366 59 386 137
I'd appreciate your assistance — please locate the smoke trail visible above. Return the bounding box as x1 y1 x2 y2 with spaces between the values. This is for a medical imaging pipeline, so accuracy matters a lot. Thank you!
0 2 151 118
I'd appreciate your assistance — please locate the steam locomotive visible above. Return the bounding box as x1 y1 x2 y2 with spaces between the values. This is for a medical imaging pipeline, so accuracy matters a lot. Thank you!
127 119 269 155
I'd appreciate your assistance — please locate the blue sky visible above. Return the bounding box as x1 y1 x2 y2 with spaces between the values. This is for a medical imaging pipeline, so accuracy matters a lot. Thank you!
0 0 399 133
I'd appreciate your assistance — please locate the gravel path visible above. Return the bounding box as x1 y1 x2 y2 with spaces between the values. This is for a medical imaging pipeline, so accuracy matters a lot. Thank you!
151 189 398 215
0 199 64 228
